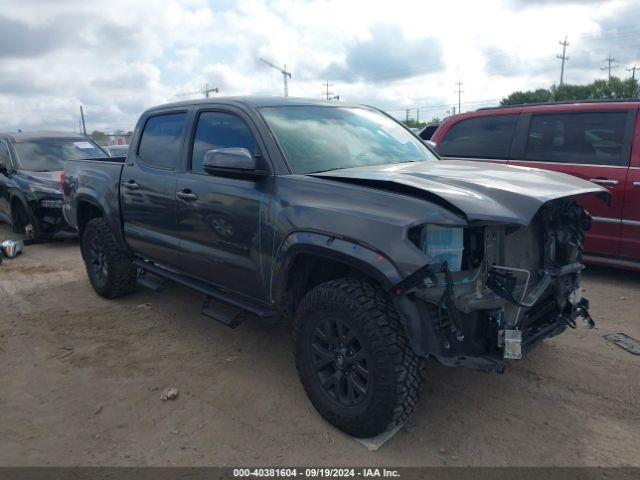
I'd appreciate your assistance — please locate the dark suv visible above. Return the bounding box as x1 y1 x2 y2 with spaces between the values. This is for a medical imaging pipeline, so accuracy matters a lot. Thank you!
431 101 640 271
0 131 107 240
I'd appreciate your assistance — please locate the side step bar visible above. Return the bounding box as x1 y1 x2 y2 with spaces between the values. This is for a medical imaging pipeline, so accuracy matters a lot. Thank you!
133 259 279 327
201 297 244 329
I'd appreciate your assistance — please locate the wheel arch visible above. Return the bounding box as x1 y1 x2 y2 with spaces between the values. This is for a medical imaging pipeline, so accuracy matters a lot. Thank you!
271 231 402 318
76 197 105 239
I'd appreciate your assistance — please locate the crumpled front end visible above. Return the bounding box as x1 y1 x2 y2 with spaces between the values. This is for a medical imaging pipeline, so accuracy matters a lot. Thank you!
395 199 595 373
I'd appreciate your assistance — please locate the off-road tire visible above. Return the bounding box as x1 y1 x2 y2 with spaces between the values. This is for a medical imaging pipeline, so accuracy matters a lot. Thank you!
294 278 425 438
82 217 137 299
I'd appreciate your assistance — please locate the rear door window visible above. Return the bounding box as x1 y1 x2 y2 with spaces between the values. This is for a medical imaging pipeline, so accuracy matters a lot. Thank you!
138 113 187 169
438 115 518 159
524 112 629 166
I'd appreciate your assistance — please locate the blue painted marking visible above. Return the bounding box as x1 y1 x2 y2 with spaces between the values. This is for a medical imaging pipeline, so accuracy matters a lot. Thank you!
257 193 266 286
268 203 281 299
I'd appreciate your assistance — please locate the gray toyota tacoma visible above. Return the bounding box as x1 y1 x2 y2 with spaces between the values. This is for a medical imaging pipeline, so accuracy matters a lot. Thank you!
62 97 608 437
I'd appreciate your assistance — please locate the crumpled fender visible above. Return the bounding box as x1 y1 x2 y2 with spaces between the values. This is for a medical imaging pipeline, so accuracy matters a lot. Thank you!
269 230 403 304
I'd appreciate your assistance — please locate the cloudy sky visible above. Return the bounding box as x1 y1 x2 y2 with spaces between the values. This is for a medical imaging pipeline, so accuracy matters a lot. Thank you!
1 0 639 133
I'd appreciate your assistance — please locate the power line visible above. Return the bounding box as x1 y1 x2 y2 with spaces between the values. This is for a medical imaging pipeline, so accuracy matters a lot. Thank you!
557 36 569 85
601 55 618 80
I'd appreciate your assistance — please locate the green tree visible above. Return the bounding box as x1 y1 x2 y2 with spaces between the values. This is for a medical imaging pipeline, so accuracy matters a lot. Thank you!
500 89 552 106
89 130 109 145
500 77 640 106
402 119 428 129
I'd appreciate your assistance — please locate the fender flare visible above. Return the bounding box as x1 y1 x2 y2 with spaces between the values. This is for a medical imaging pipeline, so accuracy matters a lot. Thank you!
74 194 129 252
269 230 403 304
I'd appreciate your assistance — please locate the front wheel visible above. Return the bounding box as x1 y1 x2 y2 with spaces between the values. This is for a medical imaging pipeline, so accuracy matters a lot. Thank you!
82 217 137 299
294 278 425 438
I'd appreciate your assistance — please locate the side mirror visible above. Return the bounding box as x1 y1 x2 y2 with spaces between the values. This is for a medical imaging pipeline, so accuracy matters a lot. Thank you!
202 148 268 179
424 140 437 150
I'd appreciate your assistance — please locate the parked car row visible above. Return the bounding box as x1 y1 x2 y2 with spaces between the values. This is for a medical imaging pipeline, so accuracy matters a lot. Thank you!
0 132 126 241
430 100 640 271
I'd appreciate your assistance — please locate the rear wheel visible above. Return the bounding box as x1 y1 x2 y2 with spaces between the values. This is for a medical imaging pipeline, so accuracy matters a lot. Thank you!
294 278 425 438
82 217 137 298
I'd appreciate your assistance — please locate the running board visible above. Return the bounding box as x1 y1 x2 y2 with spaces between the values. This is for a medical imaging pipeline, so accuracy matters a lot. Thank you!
201 297 244 328
132 259 279 322
137 273 166 291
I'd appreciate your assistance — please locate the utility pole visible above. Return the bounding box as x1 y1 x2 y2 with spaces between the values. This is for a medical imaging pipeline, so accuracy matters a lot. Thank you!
323 81 333 100
416 108 419 124
405 109 410 122
601 55 618 80
455 81 463 114
79 106 87 135
557 36 569 85
627 65 638 80
260 58 292 97
204 84 219 98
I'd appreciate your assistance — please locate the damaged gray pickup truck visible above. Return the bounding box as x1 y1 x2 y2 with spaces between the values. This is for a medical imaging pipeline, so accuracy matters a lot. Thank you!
62 98 608 437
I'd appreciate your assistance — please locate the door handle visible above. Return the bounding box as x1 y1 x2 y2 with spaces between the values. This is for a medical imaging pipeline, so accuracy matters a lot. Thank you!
176 190 198 201
589 178 619 186
123 179 139 190
633 181 640 189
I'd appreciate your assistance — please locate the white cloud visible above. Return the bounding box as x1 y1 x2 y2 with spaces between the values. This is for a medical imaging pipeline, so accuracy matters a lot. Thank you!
0 0 637 133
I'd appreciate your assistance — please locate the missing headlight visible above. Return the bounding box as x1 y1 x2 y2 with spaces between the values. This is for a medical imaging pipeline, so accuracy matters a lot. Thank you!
420 225 464 272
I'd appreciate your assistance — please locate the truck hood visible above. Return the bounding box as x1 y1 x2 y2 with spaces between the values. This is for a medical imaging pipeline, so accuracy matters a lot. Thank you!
310 160 609 225
19 170 63 193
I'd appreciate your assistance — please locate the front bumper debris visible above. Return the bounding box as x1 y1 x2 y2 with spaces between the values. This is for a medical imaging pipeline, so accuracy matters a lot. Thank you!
392 200 595 372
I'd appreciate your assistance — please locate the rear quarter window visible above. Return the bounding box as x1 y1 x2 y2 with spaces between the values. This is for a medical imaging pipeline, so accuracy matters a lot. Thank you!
438 115 518 159
524 112 630 166
137 113 187 169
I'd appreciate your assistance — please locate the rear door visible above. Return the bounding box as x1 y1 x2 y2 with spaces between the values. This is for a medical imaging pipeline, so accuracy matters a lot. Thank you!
175 108 270 301
435 113 519 165
121 110 188 266
620 112 640 261
509 109 635 257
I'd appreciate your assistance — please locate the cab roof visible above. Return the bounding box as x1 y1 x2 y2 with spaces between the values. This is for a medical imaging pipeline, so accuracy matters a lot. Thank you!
144 96 360 113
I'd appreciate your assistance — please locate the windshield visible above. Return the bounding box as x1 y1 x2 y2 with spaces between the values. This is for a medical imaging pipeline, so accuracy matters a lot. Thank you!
260 106 438 174
13 138 107 171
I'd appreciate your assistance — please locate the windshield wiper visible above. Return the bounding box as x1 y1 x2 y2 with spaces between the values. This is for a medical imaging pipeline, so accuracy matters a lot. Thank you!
308 167 346 174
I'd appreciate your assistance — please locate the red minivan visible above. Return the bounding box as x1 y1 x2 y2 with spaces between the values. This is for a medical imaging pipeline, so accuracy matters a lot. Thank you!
431 100 640 271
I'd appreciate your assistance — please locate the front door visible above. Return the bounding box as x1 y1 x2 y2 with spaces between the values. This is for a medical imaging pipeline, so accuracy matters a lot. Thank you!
509 109 636 257
175 109 270 301
621 166 640 261
121 111 187 266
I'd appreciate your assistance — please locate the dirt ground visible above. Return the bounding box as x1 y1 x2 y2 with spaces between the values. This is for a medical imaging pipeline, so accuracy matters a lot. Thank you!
0 222 639 467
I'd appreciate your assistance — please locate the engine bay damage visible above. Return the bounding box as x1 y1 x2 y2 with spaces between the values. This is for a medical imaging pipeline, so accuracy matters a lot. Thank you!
395 200 596 372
